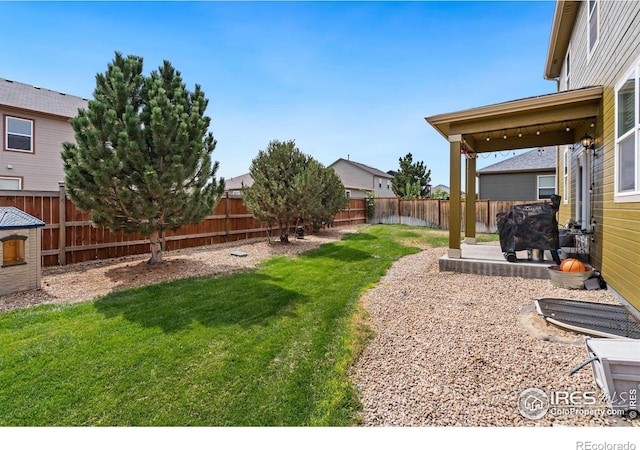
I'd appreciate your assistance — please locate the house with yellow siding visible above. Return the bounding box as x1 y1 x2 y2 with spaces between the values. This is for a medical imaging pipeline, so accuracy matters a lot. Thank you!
426 0 640 315
546 0 640 317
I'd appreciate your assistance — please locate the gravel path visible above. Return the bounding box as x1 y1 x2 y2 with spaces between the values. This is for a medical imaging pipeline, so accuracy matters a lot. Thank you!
351 247 638 427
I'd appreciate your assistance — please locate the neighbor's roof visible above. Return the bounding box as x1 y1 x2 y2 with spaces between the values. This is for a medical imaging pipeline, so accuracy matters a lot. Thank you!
0 78 88 119
0 207 45 229
329 158 392 179
225 173 254 191
477 147 556 174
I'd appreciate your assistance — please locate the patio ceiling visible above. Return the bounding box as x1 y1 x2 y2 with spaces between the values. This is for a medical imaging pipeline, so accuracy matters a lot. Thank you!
425 85 603 153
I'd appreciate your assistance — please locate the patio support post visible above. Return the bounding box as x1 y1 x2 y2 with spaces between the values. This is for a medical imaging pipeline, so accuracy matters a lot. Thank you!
448 135 462 258
464 152 476 244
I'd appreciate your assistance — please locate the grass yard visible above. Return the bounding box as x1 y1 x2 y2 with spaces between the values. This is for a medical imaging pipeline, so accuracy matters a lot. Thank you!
0 225 497 426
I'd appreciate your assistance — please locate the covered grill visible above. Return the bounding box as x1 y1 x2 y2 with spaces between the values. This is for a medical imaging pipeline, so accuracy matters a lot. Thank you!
496 194 561 264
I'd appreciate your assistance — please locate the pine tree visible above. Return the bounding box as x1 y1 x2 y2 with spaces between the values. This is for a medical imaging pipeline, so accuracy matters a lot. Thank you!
391 153 432 199
301 163 348 232
242 140 347 242
242 140 308 243
62 52 224 264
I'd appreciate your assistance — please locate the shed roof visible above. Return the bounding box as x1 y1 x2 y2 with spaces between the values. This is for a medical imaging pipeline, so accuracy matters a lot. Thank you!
0 207 45 229
477 147 556 174
0 78 88 119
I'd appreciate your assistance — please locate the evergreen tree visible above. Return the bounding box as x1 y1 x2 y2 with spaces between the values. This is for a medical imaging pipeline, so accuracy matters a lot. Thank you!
243 140 309 243
298 162 348 232
62 52 224 264
391 153 431 199
243 140 347 242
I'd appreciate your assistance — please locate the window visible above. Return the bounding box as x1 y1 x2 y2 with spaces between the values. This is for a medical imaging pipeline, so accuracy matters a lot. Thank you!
378 178 382 188
563 148 568 203
0 177 22 190
4 116 34 153
565 48 571 90
588 0 599 57
538 175 556 200
615 58 640 202
387 180 390 190
345 190 351 198
2 235 26 266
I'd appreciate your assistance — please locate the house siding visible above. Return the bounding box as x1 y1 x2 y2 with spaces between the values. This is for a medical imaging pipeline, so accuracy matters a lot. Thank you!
329 159 393 198
478 171 555 201
557 0 640 310
1 107 72 191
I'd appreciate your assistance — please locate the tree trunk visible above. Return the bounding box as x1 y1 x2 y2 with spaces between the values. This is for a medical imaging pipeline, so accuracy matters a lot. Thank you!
279 220 289 243
148 229 163 264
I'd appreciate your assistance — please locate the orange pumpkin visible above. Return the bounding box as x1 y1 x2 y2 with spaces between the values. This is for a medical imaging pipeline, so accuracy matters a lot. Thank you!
561 258 586 272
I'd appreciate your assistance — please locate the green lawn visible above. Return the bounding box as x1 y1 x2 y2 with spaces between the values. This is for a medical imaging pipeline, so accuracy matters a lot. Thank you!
0 225 496 426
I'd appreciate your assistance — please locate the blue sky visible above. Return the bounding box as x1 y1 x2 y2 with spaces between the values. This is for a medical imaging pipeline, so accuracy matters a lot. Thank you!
1 1 558 188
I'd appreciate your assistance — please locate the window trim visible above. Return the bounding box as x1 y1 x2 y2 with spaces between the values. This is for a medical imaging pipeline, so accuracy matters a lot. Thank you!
537 174 556 200
563 147 569 204
565 46 571 90
587 0 599 60
0 176 23 190
1 234 27 267
614 57 640 203
4 115 35 154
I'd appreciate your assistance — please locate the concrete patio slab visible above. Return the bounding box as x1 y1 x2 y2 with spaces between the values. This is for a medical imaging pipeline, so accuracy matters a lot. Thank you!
439 242 555 279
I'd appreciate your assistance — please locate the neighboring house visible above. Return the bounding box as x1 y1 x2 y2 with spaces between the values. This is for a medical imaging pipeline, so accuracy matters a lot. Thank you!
426 1 640 314
224 172 253 197
0 78 88 191
477 147 556 201
328 158 394 199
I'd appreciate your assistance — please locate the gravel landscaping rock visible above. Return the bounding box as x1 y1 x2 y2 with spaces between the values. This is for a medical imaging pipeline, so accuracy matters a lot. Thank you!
351 247 638 427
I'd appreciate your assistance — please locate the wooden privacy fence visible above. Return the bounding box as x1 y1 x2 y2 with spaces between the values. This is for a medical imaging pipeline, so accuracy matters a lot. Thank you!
372 197 547 233
0 188 366 267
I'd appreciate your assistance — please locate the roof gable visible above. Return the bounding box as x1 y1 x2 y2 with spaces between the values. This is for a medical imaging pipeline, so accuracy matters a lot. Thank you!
0 207 45 229
477 147 557 174
0 78 88 119
329 158 392 179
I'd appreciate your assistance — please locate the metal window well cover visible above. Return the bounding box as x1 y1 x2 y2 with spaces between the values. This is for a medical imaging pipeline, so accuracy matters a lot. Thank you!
583 338 640 413
535 298 640 339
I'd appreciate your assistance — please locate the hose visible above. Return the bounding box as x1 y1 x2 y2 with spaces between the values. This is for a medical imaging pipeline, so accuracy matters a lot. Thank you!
569 356 599 376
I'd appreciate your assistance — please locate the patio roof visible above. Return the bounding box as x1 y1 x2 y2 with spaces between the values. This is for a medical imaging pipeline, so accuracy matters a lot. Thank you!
425 85 603 154
424 85 603 265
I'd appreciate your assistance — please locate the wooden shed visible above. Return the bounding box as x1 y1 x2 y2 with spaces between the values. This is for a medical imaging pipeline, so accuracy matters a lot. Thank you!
0 207 45 296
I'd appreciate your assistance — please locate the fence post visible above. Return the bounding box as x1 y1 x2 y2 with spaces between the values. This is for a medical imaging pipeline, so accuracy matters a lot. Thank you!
486 200 491 233
225 192 230 242
58 182 67 266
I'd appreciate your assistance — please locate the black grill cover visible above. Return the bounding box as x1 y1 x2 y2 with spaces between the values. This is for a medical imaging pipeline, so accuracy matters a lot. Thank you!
496 194 561 264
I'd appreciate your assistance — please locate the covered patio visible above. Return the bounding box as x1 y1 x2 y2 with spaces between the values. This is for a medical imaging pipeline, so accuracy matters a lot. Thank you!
425 85 603 278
